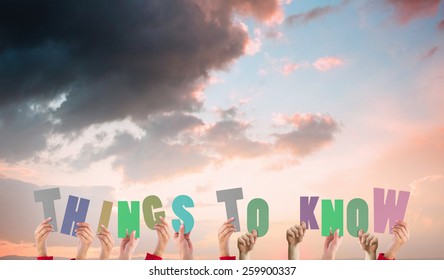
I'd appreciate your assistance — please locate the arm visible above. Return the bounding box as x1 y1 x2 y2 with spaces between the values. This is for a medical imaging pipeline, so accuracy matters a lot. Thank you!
237 229 258 260
357 230 378 260
35 217 53 260
97 225 115 260
174 224 193 260
382 220 410 260
286 221 306 260
75 222 94 260
151 216 170 259
322 229 342 260
218 217 236 260
119 230 139 260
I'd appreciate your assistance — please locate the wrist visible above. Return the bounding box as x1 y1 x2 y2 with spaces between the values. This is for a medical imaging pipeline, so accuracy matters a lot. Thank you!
153 245 165 258
220 246 230 257
239 251 250 260
365 252 377 260
322 253 335 260
37 245 47 257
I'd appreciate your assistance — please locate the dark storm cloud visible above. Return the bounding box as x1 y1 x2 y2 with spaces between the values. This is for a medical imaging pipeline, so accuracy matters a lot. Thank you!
0 0 265 129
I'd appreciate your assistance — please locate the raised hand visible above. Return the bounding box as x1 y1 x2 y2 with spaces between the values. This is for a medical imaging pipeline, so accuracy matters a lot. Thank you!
385 220 409 259
35 217 53 257
97 225 115 260
75 222 94 260
174 224 193 260
119 230 139 260
358 229 378 260
237 229 258 260
153 217 171 258
286 221 306 260
218 217 236 257
322 229 342 260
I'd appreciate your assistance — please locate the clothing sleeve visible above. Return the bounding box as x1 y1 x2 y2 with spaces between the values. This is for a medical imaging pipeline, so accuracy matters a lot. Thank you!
377 253 394 260
219 256 236 260
145 253 163 260
37 256 54 260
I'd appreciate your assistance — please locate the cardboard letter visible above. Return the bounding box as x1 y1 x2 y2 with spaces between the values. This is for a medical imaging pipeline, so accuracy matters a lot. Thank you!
61 195 90 236
34 188 61 232
172 195 194 234
347 198 368 237
321 199 344 236
300 196 319 230
216 188 243 232
97 200 113 233
118 201 140 238
374 188 410 233
142 195 165 230
247 198 269 237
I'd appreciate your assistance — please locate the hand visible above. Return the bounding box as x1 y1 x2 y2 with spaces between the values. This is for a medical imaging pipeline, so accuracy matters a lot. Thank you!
153 217 171 258
34 217 53 257
218 217 236 257
174 224 193 260
385 220 409 259
119 230 139 260
237 229 258 260
286 221 306 260
97 225 115 260
358 230 378 260
75 222 94 260
322 229 342 260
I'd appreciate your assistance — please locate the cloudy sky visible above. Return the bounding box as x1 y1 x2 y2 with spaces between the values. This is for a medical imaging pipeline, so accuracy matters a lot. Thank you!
0 0 443 259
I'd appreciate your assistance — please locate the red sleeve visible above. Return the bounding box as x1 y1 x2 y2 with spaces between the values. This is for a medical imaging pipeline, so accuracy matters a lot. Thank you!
220 256 236 260
377 253 395 260
145 253 163 260
37 256 54 260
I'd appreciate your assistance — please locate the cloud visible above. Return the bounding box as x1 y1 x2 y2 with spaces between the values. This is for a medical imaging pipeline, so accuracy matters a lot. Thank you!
385 0 441 25
285 0 349 26
273 113 341 157
313 57 344 72
438 19 444 31
420 46 439 60
282 62 302 75
0 0 283 162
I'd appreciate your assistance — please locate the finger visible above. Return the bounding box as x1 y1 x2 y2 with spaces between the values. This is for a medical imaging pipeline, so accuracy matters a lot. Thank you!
220 226 235 238
358 229 364 240
297 225 304 238
395 220 408 227
241 235 250 246
37 224 53 236
248 233 255 245
98 234 110 248
238 237 246 246
178 224 185 240
98 232 114 246
300 221 307 230
252 229 258 239
224 217 235 225
155 224 168 240
396 225 408 239
333 228 340 240
369 235 378 245
290 226 299 237
100 224 110 234
287 229 295 239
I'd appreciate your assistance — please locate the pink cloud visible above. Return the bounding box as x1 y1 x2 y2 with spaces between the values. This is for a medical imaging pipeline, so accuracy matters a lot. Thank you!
286 0 349 25
385 0 441 25
313 57 344 71
438 19 444 31
281 62 301 75
420 46 439 60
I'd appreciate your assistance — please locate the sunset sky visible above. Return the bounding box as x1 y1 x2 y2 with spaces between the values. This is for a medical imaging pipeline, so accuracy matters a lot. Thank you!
1 0 444 260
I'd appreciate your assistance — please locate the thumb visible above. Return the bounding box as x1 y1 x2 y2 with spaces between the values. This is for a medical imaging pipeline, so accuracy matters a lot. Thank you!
333 228 340 240
129 230 136 245
179 224 185 239
252 229 258 239
300 221 307 230
358 229 364 240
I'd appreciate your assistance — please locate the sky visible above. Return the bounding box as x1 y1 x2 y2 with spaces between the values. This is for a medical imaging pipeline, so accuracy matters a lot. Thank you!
0 0 443 260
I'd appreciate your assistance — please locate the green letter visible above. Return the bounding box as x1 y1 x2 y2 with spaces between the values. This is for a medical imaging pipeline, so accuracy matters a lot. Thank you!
321 199 343 236
118 201 140 238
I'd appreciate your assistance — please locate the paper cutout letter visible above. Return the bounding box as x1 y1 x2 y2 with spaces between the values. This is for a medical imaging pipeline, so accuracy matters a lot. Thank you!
97 201 113 233
172 195 194 234
216 188 243 232
118 201 140 238
34 188 61 232
374 188 410 233
142 195 165 230
322 199 344 237
347 198 368 237
61 195 90 236
247 198 269 237
300 196 319 230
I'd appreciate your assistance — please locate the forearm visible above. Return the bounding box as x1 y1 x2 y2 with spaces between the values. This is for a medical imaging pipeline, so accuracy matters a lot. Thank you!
37 243 48 257
288 244 300 260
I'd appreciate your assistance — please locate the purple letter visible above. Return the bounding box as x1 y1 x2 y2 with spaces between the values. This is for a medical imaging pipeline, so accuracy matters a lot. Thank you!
61 195 90 236
300 196 319 229
374 188 410 233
